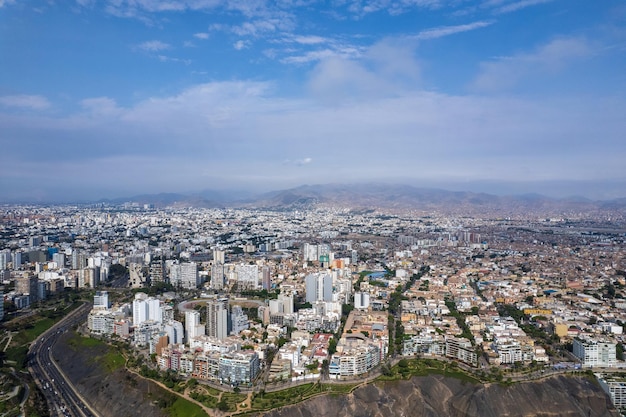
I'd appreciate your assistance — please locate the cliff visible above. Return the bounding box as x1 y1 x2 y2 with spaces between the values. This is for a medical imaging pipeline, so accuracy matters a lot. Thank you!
51 330 619 417
264 375 619 417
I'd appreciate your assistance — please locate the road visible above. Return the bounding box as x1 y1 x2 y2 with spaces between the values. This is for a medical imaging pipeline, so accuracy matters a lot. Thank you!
28 302 101 417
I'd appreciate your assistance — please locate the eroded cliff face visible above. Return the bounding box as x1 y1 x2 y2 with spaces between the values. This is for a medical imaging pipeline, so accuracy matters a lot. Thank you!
52 331 168 417
51 330 619 417
264 375 619 417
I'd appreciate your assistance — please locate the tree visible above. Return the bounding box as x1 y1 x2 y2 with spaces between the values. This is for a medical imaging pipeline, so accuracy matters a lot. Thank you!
109 263 128 278
328 337 337 355
217 400 229 411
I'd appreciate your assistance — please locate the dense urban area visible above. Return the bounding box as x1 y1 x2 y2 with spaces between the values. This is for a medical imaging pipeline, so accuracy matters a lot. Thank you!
1 201 626 416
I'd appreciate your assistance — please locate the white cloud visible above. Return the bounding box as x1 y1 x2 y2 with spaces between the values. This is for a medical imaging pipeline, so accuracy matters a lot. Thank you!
0 95 51 110
157 55 192 64
281 49 349 64
106 0 222 13
0 0 16 7
137 40 171 51
494 0 553 14
194 32 209 39
471 37 592 92
283 157 313 166
415 21 494 40
232 19 279 37
1 79 624 198
293 35 327 45
306 39 420 99
233 40 248 50
80 97 122 117
344 0 442 18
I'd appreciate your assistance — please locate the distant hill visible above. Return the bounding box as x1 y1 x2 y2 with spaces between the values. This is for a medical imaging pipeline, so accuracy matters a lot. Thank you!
240 183 626 216
90 182 626 215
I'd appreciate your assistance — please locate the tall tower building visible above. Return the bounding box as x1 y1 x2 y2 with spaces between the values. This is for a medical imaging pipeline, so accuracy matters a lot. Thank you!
71 250 87 270
52 252 65 268
185 310 204 342
0 250 11 270
12 252 22 269
170 262 199 289
235 264 259 290
16 273 38 302
305 273 333 304
149 259 167 285
164 320 185 345
206 297 229 340
213 249 225 264
262 266 271 291
211 263 225 290
132 293 162 326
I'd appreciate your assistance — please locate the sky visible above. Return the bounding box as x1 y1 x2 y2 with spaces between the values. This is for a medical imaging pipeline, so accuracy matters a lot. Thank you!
1 0 625 202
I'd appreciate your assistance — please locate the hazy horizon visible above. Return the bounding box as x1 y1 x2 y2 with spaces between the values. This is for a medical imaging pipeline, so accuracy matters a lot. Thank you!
2 179 626 204
1 1 625 202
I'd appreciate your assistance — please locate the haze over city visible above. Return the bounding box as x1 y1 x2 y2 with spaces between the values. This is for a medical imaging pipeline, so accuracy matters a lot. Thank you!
1 0 625 201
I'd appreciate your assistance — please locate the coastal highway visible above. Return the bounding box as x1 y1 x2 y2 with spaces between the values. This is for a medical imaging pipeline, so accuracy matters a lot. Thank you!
28 302 100 417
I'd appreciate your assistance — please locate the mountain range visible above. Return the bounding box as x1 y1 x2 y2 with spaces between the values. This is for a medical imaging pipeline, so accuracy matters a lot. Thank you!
92 183 626 216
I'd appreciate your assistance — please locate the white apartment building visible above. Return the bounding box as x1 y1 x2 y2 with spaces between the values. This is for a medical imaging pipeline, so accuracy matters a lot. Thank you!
170 262 200 289
573 337 617 368
235 264 259 290
132 293 162 326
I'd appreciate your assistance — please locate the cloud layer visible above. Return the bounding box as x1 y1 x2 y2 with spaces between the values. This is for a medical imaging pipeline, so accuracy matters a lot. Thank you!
0 0 624 201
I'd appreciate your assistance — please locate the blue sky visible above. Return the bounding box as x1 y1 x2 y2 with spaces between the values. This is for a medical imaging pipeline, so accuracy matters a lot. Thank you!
1 0 625 201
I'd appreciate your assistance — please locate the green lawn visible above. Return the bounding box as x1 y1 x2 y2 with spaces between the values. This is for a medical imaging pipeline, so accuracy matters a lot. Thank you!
4 346 28 369
249 382 346 412
68 335 103 348
167 397 208 417
221 392 247 411
101 351 126 372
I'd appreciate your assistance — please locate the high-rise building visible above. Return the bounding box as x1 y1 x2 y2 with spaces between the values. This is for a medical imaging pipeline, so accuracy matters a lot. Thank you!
354 292 370 309
206 297 229 340
149 259 167 285
164 320 185 345
0 250 11 270
71 250 87 269
210 263 225 290
16 273 38 302
52 252 65 268
262 266 271 291
12 252 22 269
0 291 4 321
213 249 225 264
185 310 204 342
170 262 199 289
218 351 260 384
305 273 333 304
231 305 249 335
235 264 259 290
132 293 162 326
78 267 99 288
573 337 617 368
94 291 110 309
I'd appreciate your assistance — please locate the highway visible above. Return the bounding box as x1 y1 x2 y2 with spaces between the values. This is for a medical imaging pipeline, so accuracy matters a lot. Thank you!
28 302 100 417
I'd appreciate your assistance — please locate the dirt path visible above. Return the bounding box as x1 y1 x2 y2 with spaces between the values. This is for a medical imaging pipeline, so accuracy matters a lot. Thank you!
124 366 223 417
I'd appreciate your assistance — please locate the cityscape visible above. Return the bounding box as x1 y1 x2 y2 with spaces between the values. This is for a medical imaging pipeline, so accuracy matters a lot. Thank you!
2 0 626 416
0 191 625 416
